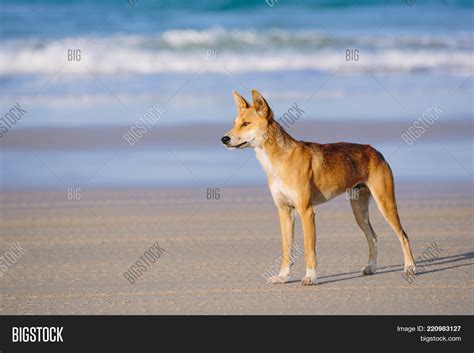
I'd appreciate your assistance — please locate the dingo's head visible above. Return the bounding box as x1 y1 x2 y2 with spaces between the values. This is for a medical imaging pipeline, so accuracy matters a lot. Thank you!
221 90 272 149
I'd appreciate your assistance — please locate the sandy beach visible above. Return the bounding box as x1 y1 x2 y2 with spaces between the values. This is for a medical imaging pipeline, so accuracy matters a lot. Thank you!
0 181 472 315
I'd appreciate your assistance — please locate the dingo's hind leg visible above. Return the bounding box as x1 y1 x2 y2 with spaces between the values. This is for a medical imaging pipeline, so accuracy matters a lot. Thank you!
367 162 416 275
350 185 377 275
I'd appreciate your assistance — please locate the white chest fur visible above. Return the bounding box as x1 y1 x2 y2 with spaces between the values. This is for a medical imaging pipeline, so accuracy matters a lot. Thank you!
255 147 273 175
255 148 298 206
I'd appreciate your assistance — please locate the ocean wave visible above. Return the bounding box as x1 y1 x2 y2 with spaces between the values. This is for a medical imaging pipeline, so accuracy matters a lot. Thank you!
0 29 472 75
6 28 471 50
158 28 473 50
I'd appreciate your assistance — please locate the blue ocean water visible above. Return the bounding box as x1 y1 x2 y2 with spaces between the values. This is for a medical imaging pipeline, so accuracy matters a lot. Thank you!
1 0 472 124
0 0 472 188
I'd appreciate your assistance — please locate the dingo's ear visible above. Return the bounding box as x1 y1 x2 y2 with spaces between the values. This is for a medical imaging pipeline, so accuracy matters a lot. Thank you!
233 91 249 113
252 89 271 119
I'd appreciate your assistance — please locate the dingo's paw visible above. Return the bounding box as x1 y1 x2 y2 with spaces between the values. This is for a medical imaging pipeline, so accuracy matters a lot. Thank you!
268 274 290 284
404 264 417 275
300 276 317 286
361 264 377 275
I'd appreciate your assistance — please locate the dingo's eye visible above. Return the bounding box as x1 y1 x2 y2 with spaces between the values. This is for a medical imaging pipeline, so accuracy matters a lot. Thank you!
241 121 251 127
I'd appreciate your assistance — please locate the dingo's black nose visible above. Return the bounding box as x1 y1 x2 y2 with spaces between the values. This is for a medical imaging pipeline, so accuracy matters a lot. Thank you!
221 136 230 145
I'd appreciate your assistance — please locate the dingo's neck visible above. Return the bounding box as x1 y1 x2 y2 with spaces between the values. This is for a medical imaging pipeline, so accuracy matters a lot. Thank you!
255 120 297 177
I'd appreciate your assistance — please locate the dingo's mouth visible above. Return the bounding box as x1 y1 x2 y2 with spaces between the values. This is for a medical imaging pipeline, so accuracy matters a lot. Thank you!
225 139 254 149
235 141 248 148
235 138 255 148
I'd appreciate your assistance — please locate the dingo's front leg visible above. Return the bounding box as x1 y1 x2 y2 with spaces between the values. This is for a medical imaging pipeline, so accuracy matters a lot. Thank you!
299 206 317 286
269 205 294 284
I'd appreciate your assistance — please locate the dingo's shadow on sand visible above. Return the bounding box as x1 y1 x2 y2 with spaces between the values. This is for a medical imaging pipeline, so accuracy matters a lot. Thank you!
287 252 474 285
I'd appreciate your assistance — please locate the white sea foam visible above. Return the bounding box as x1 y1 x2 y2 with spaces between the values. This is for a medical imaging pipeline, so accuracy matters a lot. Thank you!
0 29 472 75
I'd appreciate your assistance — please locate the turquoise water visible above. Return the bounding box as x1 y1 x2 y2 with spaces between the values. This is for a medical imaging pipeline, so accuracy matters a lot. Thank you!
0 0 472 188
1 0 472 125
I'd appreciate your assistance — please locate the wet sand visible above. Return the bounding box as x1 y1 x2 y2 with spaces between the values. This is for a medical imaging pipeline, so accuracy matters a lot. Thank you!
0 119 471 150
0 182 472 314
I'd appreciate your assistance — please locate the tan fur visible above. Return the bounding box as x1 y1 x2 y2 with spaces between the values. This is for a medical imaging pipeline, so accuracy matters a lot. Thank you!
222 90 416 285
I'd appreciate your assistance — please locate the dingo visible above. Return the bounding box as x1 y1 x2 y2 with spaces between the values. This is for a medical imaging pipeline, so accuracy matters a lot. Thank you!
221 90 416 285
